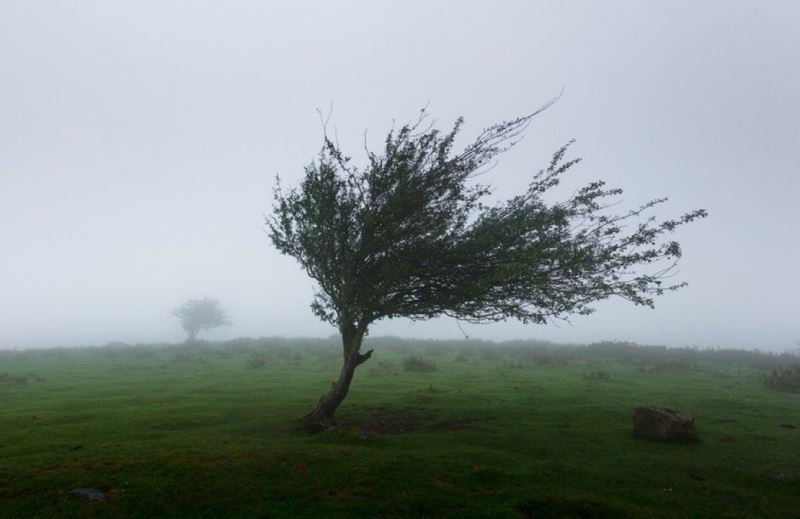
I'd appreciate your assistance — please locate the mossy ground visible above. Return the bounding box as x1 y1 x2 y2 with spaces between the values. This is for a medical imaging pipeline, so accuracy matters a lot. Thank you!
1 340 798 518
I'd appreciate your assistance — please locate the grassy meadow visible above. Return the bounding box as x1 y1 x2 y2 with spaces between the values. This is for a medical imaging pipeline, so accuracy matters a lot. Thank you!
1 338 799 518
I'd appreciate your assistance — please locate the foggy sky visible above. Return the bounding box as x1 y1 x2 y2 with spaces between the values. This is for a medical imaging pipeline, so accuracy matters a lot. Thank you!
1 1 798 351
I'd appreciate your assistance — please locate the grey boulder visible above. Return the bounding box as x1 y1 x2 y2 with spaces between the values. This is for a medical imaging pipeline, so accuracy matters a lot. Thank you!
633 406 697 441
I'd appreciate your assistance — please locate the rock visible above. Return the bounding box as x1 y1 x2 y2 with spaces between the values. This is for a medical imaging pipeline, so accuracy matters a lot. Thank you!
69 488 106 502
633 406 697 442
768 468 795 481
688 472 706 481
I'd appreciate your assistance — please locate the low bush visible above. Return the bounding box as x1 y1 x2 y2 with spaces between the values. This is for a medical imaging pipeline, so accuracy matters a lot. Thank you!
247 352 270 369
454 351 472 363
762 365 800 392
403 356 438 373
583 370 612 380
0 372 43 385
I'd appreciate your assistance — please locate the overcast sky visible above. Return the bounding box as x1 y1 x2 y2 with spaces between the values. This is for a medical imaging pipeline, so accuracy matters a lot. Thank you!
1 1 798 351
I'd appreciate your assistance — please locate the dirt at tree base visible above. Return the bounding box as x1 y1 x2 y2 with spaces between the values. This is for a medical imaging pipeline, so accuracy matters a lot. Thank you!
331 405 482 434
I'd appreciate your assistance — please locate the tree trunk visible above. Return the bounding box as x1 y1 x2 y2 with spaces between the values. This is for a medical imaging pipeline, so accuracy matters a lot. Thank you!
302 324 372 431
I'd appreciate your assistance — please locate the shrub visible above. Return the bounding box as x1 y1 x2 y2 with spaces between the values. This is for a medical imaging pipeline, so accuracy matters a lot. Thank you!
403 356 438 373
454 351 472 363
0 372 28 384
0 372 43 384
762 365 800 392
247 352 270 369
582 370 612 380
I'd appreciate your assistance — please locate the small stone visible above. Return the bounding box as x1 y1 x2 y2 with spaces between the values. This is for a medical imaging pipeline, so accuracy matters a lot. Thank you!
769 468 795 481
69 488 106 502
633 406 697 442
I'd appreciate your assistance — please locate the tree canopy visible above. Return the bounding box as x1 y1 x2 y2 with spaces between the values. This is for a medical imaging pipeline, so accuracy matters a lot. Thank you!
268 104 707 428
172 298 231 342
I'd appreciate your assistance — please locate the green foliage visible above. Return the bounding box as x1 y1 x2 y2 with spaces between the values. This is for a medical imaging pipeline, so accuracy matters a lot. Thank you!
762 364 800 392
269 106 707 331
171 298 231 341
402 355 438 372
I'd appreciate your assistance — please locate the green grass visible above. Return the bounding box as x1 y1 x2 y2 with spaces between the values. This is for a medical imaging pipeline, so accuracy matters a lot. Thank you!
1 340 798 518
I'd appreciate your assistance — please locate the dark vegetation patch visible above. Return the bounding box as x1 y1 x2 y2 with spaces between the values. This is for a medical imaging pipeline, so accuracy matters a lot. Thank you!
761 364 800 392
368 361 399 376
69 487 107 502
0 337 797 372
429 416 477 431
165 352 197 365
332 406 482 435
0 372 44 385
582 370 613 380
637 359 700 374
511 350 570 366
469 466 512 489
768 468 796 481
215 349 233 360
516 497 613 519
424 383 444 393
334 406 436 434
312 487 376 501
479 347 504 361
403 356 438 372
454 351 472 362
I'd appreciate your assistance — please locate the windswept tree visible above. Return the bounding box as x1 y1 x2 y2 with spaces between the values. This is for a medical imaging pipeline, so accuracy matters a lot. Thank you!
269 103 706 429
172 298 231 342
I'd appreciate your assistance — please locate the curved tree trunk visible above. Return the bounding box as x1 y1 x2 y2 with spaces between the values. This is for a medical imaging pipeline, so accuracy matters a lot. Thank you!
302 324 372 431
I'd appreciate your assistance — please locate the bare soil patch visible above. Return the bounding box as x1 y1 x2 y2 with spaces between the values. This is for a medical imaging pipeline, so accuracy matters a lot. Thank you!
516 497 610 518
334 406 482 434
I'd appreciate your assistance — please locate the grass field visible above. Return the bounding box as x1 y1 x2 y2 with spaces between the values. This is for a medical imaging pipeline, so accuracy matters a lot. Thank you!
1 338 798 518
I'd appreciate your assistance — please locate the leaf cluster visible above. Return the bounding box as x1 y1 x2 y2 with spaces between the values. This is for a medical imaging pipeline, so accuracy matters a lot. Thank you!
269 105 707 331
172 298 232 334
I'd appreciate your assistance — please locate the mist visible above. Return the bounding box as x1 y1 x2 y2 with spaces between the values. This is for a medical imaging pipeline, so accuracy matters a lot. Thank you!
1 1 798 351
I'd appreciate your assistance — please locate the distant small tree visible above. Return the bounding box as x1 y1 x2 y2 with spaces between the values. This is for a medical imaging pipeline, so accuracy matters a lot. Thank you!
172 298 231 342
269 103 707 429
